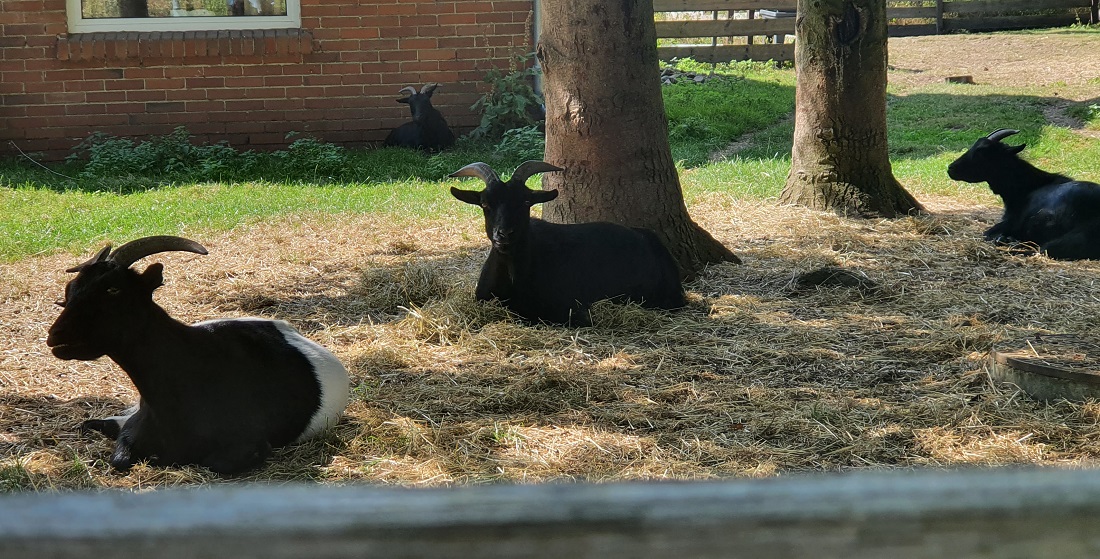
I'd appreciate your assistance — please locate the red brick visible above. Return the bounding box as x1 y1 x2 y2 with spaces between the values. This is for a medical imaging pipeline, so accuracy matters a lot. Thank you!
376 4 417 16
25 104 66 117
400 15 438 26
224 76 265 88
65 103 106 115
400 38 439 50
455 2 494 13
64 80 105 92
85 90 127 103
476 12 513 24
224 99 266 112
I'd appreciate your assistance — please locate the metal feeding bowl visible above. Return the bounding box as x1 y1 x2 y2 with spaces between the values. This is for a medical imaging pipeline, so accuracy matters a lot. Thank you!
990 334 1100 402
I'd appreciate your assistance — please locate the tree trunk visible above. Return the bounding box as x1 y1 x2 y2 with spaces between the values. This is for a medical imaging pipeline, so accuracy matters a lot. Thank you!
536 0 739 280
118 0 149 18
779 0 923 218
1091 0 1098 25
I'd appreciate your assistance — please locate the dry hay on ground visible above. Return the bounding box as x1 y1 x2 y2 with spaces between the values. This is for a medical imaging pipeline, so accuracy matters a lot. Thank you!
4 194 1100 491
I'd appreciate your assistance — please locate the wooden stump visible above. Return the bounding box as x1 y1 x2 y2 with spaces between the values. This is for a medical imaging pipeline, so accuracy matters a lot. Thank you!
990 334 1100 402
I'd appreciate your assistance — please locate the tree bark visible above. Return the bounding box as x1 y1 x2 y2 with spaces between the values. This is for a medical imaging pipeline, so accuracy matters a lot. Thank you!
536 0 739 280
780 0 923 218
118 0 149 18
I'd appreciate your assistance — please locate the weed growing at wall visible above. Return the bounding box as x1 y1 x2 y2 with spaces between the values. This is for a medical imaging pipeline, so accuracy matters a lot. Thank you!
468 53 545 141
67 128 352 187
492 126 545 161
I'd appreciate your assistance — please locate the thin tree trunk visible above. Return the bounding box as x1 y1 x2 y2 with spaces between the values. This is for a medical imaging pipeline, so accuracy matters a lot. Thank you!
118 0 149 18
537 0 739 280
779 0 923 218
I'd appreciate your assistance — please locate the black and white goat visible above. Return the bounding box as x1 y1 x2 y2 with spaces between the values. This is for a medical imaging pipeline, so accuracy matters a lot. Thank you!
947 128 1100 260
383 83 456 151
47 236 349 475
450 161 685 325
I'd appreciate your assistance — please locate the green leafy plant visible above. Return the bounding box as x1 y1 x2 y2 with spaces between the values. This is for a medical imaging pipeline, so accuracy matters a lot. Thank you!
68 126 259 184
273 135 349 177
493 125 545 161
468 53 544 141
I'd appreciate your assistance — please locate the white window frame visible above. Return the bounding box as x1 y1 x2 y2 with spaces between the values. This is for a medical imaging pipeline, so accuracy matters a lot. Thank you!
66 0 300 33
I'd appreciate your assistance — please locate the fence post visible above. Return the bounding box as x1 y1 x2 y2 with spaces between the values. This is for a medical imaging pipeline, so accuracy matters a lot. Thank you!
936 0 944 33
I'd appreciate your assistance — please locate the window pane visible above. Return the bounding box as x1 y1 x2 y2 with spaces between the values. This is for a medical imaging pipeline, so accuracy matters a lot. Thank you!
81 0 288 18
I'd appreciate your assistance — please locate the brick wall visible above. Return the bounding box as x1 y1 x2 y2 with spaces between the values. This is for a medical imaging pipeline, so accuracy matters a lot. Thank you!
0 0 535 160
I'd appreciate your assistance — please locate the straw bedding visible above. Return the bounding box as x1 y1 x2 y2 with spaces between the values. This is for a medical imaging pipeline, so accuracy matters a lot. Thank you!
4 191 1100 490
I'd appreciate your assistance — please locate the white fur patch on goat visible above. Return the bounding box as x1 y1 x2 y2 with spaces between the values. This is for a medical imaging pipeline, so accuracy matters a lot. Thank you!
272 321 350 442
105 403 140 429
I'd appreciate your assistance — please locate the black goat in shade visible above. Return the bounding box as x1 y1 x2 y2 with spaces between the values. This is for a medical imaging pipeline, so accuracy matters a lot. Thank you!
947 128 1100 260
46 236 349 475
449 161 686 326
383 83 455 151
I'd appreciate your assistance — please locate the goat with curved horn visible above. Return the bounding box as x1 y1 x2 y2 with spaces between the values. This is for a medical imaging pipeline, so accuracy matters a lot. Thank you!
448 162 501 185
383 83 455 151
986 128 1020 142
108 235 208 269
948 128 1100 260
511 161 565 186
47 236 349 475
449 161 685 325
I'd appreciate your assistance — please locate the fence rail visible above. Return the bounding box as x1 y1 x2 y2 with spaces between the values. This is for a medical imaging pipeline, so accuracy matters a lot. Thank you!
4 469 1100 558
655 0 1091 64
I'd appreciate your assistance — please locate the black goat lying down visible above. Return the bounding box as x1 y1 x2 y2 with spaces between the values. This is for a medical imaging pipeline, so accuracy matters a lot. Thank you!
47 236 349 475
948 128 1100 260
450 161 685 326
383 83 455 151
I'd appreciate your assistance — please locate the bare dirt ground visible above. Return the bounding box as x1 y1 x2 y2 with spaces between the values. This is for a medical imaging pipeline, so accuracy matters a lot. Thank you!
888 32 1100 92
3 33 1100 490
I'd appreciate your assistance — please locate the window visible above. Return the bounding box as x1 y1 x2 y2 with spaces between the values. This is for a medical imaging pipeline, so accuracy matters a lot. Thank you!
66 0 300 33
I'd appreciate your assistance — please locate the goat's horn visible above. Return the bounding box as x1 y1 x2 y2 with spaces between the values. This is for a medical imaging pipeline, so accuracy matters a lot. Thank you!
986 128 1020 142
108 235 208 269
449 162 500 186
510 161 564 186
420 83 439 94
65 245 113 273
398 86 417 97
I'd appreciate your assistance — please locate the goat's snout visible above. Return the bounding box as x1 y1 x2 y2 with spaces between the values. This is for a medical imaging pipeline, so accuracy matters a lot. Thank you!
491 229 514 252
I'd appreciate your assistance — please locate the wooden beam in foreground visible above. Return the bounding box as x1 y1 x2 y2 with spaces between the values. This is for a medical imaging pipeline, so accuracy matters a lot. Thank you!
3 468 1100 558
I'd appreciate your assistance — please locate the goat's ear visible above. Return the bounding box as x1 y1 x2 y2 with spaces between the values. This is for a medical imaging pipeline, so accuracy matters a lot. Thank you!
396 97 410 104
1010 143 1026 154
528 189 559 205
450 186 483 206
139 263 165 292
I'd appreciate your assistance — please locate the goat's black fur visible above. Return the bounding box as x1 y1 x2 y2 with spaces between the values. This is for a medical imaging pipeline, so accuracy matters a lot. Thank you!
383 83 455 151
47 236 349 475
450 161 685 326
947 128 1100 260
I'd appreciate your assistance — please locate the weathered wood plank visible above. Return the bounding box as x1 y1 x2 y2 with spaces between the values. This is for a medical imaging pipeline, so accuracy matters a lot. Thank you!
653 0 797 12
5 470 1100 558
888 23 939 37
655 18 796 38
887 6 939 18
657 43 794 63
943 0 1087 14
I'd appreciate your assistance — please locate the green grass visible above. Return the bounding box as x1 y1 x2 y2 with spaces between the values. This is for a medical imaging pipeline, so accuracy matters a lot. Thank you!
5 48 1100 261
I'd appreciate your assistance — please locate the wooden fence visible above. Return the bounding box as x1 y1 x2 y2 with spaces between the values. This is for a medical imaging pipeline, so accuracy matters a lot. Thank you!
655 0 1093 64
4 468 1100 558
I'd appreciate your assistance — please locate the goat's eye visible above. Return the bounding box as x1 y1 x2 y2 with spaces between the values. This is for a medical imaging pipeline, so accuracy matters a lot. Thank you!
106 287 121 295
480 202 490 209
